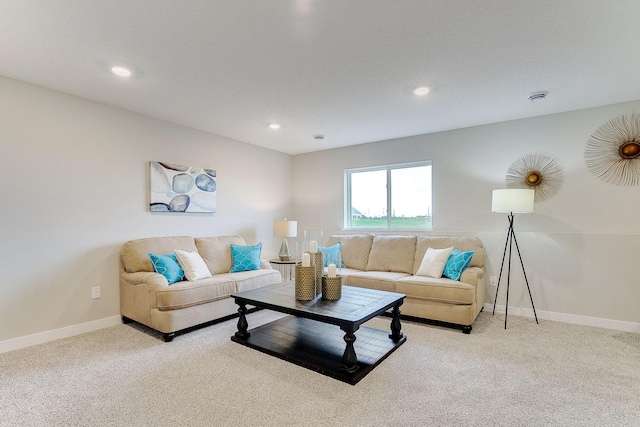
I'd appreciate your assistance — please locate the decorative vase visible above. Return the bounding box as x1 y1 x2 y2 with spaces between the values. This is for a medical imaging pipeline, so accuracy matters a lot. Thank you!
310 251 324 295
295 265 315 301
303 229 324 294
322 275 342 300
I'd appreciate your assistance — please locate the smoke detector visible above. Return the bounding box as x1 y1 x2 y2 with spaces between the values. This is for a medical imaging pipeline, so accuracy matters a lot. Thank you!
528 91 549 102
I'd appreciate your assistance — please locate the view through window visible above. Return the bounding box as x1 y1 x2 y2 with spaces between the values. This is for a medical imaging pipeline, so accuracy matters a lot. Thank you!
345 162 432 229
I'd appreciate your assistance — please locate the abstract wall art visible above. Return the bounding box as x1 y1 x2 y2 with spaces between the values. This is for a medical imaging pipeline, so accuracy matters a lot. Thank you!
584 111 640 186
149 161 217 213
505 152 564 203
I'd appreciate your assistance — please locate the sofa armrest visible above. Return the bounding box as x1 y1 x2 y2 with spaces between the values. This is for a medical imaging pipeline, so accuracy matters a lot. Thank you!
460 266 484 286
260 259 274 269
120 271 169 292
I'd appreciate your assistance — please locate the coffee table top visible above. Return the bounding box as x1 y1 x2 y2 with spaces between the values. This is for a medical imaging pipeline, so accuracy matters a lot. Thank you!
232 281 405 327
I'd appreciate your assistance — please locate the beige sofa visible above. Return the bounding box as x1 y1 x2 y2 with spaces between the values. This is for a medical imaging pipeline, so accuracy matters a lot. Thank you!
119 235 282 341
325 234 485 333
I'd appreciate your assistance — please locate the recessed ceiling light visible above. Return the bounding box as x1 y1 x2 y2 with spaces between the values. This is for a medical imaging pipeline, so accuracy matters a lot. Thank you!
413 86 430 96
313 134 325 140
111 66 132 77
268 123 281 129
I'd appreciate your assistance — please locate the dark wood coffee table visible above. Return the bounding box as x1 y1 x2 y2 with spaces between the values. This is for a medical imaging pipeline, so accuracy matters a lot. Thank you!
230 281 406 384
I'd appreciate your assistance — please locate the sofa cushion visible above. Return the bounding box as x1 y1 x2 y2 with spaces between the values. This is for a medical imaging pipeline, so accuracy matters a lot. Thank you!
121 236 198 273
318 242 345 267
156 277 236 310
195 236 246 275
344 271 410 293
229 242 262 272
416 246 454 278
326 234 373 270
366 235 416 274
414 236 485 274
443 248 474 281
395 276 475 305
175 250 213 281
149 253 185 284
216 269 283 293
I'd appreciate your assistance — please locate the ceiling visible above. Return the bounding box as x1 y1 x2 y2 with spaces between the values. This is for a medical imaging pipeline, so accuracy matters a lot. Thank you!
2 1 640 155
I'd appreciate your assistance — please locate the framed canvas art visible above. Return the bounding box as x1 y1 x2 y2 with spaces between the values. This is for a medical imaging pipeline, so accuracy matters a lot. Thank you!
149 161 217 213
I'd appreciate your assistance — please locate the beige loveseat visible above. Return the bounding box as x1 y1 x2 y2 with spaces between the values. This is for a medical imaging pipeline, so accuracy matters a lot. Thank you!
325 234 485 333
119 236 282 341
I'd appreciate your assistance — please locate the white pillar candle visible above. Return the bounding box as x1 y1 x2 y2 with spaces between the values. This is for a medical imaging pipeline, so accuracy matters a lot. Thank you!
309 240 317 253
328 263 337 278
302 253 311 267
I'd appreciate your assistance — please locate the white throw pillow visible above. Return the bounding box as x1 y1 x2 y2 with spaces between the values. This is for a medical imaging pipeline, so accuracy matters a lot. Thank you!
416 246 455 278
174 250 212 281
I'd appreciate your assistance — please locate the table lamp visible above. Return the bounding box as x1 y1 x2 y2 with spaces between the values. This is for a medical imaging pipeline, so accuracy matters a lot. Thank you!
273 219 297 261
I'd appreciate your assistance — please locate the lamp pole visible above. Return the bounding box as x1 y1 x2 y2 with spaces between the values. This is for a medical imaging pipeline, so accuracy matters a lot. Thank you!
492 212 538 329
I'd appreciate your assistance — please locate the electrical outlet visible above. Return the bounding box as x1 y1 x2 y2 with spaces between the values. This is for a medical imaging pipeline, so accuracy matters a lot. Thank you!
91 286 101 299
489 276 497 287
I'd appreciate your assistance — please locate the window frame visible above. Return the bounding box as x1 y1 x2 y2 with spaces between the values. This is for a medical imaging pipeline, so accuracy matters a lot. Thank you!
344 161 432 230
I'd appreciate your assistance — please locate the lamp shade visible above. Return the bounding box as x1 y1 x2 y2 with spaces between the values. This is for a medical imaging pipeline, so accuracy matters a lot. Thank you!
492 189 534 213
273 220 297 238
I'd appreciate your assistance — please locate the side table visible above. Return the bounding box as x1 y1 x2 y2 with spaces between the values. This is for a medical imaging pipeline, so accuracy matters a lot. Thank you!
269 259 297 281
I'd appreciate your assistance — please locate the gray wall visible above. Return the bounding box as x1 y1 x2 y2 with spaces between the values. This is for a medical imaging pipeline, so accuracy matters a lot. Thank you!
0 76 293 344
2 72 639 350
293 100 640 330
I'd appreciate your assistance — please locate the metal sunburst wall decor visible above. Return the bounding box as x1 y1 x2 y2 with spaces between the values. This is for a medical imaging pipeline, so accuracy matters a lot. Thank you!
584 111 640 186
506 152 564 203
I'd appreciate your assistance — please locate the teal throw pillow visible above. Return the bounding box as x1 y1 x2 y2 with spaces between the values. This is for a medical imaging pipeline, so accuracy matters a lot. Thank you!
149 252 185 284
442 248 474 281
318 242 345 267
230 242 262 273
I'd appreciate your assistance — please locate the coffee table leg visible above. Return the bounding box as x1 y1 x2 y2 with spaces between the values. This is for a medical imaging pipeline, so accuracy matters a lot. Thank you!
235 301 250 339
389 303 404 342
341 325 359 373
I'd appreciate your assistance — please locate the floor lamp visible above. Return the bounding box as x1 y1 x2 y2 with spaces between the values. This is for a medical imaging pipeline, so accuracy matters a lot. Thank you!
491 189 538 329
273 219 297 261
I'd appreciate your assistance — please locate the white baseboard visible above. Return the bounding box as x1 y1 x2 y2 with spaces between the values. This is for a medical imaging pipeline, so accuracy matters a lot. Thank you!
0 316 122 354
485 303 640 333
3 307 638 354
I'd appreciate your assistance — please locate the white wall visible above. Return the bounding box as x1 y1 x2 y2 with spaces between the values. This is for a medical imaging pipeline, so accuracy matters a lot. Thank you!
293 100 640 330
0 76 293 345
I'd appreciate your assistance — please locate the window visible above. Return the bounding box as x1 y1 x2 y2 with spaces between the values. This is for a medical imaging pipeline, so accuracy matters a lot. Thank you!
345 161 432 229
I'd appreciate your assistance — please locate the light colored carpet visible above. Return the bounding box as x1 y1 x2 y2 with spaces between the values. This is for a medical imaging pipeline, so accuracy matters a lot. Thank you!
1 310 639 427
